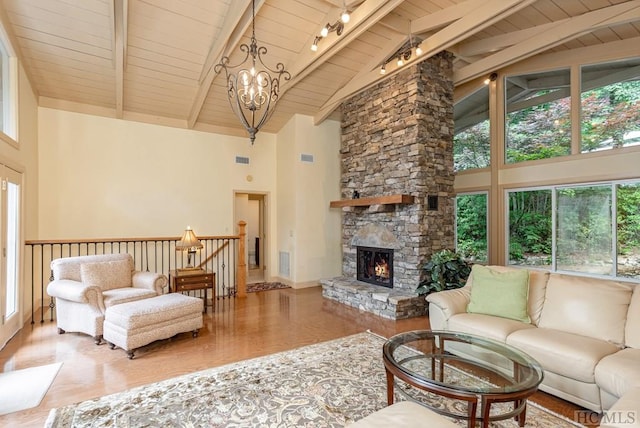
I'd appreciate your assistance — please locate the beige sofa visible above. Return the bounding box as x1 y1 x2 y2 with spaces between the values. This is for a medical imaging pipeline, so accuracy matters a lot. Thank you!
47 254 167 344
426 265 640 419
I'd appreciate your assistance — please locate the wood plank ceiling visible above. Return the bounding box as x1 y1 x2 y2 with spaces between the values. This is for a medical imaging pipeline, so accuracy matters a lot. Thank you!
1 0 638 140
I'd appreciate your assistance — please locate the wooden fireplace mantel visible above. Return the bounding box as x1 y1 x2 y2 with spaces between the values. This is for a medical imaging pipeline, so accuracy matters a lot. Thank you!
329 194 415 208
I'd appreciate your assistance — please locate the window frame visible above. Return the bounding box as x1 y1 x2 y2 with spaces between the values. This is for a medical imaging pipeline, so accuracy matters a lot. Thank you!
504 67 572 164
0 23 18 146
505 179 640 283
455 191 489 263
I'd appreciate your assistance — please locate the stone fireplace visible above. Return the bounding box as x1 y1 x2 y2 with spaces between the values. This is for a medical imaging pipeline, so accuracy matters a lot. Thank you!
321 52 455 320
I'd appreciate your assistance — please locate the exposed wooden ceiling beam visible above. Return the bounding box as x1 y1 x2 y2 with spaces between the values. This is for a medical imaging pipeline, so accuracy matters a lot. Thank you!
454 1 640 85
454 20 565 58
322 0 364 8
187 0 258 129
410 0 489 33
314 0 536 124
347 0 489 87
283 0 406 92
377 13 409 34
112 0 127 119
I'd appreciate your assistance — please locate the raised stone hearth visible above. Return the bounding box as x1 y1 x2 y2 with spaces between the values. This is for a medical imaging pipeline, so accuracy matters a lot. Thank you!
322 277 427 320
321 52 455 320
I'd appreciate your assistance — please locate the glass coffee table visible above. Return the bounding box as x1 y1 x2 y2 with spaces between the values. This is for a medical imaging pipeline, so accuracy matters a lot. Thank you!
383 330 543 428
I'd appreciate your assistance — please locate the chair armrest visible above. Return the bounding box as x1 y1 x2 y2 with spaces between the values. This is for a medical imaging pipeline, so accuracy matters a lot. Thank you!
47 280 103 307
426 286 471 321
132 271 167 295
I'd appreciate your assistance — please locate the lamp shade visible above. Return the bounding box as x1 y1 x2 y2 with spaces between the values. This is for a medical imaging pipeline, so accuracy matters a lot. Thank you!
176 226 203 250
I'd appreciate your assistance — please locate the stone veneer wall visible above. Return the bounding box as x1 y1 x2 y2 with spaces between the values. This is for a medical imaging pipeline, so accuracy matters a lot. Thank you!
339 52 456 293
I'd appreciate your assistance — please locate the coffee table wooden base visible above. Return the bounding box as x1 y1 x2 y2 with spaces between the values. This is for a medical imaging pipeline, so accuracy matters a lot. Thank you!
385 364 533 428
382 331 543 428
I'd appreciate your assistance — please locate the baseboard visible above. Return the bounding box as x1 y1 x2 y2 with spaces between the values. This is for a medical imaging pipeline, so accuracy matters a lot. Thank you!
291 280 321 289
269 277 321 289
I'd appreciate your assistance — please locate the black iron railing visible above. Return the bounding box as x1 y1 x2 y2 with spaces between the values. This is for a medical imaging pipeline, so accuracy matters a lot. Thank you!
24 234 242 324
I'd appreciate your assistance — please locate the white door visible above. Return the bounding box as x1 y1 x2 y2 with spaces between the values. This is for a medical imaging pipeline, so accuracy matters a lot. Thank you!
0 166 22 349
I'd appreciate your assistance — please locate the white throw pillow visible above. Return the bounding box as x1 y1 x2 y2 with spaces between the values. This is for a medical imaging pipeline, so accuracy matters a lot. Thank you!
80 259 132 291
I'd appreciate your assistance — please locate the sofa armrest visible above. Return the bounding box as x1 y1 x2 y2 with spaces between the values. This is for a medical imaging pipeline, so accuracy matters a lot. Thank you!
132 271 167 295
426 286 471 320
47 280 103 306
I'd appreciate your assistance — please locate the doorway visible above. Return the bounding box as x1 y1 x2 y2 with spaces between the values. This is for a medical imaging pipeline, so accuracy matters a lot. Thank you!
0 166 22 349
234 192 266 284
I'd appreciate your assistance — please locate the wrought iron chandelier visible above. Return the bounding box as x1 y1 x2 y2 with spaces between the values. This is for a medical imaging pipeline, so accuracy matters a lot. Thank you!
214 0 291 144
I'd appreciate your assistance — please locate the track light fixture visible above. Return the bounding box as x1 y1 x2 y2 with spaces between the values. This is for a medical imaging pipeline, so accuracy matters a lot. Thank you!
378 35 423 75
310 1 350 52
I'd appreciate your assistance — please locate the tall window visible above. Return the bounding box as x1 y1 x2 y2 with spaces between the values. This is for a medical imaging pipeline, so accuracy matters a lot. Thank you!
0 167 22 348
455 192 488 262
508 189 552 267
505 69 571 163
508 181 640 280
617 182 640 279
556 185 612 275
454 86 490 171
581 58 640 152
0 50 4 131
0 30 17 141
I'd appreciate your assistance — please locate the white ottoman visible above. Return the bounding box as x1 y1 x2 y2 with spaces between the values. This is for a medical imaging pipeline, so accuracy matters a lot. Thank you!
104 293 203 359
349 401 458 427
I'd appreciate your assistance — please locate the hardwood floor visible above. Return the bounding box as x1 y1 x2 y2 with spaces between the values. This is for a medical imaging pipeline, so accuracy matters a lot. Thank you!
0 286 596 427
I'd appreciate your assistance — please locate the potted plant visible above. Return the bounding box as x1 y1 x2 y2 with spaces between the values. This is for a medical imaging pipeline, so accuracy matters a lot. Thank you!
416 249 472 296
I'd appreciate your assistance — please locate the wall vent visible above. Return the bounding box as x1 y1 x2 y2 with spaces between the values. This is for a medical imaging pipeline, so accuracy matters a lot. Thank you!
300 153 314 163
278 251 290 278
235 156 250 165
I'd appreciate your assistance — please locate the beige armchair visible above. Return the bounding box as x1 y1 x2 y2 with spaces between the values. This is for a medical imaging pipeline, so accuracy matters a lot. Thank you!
47 253 167 344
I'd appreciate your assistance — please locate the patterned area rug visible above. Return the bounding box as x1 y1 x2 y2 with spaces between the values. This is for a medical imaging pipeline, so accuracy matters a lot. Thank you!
45 332 584 428
246 281 291 292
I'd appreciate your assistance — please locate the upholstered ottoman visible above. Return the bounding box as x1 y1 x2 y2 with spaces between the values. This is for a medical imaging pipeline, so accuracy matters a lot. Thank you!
104 293 203 359
349 401 458 427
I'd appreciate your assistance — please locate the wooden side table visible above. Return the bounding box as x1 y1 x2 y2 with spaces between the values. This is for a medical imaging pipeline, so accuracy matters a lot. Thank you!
169 269 215 313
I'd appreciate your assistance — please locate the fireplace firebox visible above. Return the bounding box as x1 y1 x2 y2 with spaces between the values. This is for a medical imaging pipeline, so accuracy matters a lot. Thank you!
357 246 393 288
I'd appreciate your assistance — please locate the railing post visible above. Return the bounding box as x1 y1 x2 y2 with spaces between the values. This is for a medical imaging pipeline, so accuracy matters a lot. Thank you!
237 220 247 297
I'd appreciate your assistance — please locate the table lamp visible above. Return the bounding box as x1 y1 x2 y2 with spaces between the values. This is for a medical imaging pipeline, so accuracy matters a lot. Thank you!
176 226 203 271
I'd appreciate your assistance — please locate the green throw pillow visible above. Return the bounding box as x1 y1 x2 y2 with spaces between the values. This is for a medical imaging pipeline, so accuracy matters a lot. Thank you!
467 265 531 323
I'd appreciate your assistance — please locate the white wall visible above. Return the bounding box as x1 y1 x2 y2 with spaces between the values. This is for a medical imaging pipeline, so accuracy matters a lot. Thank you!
276 114 342 286
36 108 343 288
37 108 277 239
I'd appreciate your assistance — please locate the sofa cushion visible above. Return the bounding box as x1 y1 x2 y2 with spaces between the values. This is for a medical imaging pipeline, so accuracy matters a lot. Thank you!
467 265 530 323
448 313 535 342
595 348 640 399
626 285 640 348
538 274 632 346
465 265 549 325
507 328 620 383
81 259 132 291
600 386 640 428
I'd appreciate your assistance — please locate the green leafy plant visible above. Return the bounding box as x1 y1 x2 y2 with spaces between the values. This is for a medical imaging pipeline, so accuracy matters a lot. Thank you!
416 249 472 296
